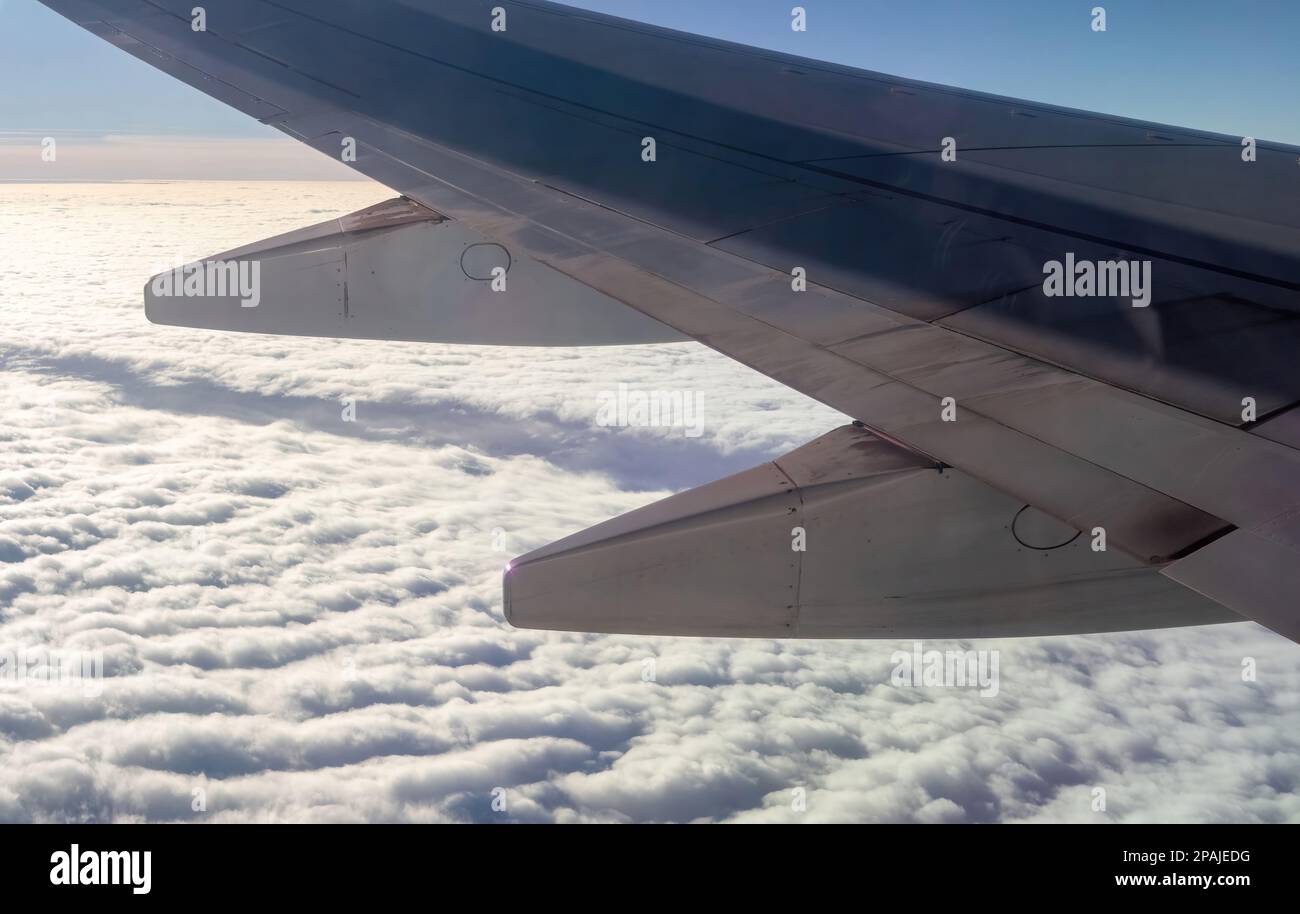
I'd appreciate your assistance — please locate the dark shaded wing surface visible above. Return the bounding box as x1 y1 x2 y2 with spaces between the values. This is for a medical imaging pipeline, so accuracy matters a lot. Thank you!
38 0 1300 640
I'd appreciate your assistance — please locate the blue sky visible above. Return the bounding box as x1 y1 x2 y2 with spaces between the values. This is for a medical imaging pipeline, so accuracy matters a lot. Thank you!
1 1 1298 154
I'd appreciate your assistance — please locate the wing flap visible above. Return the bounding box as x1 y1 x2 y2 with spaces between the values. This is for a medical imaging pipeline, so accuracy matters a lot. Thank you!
1163 510 1300 643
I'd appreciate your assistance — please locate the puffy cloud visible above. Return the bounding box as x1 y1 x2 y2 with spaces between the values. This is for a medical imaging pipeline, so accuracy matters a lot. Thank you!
0 181 1295 823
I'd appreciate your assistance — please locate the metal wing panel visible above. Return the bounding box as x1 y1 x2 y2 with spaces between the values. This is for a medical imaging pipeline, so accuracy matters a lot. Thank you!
1256 406 1300 450
38 0 1300 638
1164 510 1300 644
47 1 1300 280
814 150 1300 293
41 0 1250 564
942 287 1300 425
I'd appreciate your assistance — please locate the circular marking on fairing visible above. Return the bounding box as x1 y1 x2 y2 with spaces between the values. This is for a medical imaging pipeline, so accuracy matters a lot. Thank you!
460 243 512 281
1011 505 1081 551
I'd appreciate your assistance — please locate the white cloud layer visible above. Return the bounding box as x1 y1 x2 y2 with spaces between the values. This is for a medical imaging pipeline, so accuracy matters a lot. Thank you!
0 181 1296 823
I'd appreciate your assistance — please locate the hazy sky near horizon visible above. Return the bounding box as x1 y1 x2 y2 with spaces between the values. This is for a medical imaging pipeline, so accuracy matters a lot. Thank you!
1 0 1298 179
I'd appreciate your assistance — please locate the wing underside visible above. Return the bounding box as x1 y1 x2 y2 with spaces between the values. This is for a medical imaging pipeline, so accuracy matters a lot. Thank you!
37 0 1300 641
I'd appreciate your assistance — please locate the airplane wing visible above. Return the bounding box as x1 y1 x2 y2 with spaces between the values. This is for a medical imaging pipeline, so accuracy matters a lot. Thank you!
37 0 1300 641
